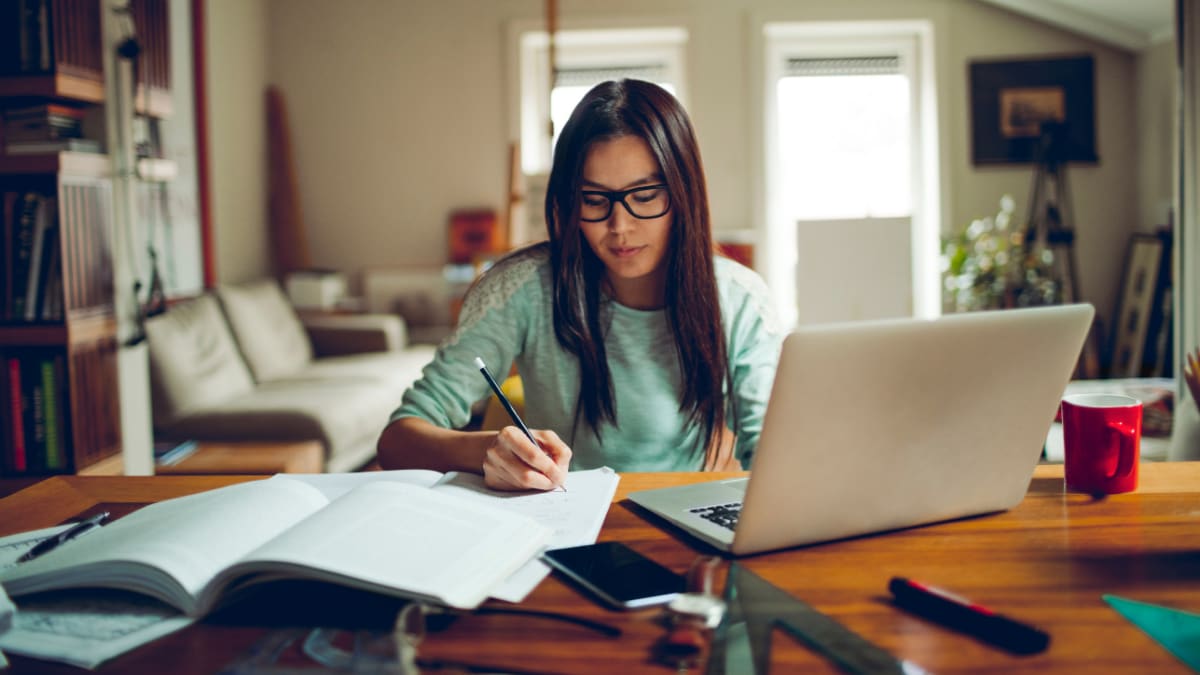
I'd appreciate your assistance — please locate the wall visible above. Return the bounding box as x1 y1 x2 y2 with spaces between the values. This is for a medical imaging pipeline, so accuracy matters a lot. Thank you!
943 2 1138 325
265 0 523 282
209 0 1175 327
1138 38 1178 232
205 0 271 284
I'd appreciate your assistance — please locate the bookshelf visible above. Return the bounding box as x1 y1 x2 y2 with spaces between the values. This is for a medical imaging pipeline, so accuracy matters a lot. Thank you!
0 0 171 477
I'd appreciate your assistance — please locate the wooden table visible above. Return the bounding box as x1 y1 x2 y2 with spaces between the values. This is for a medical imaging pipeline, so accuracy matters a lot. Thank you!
0 463 1198 673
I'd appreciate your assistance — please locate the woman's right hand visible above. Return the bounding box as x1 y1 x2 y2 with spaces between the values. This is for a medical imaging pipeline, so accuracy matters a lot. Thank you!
482 426 572 491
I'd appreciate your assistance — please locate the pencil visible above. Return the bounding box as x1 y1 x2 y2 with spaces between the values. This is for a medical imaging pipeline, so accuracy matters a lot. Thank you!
474 357 565 491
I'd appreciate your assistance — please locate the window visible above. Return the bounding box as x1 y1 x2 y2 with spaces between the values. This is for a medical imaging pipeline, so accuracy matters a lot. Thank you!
516 27 687 175
551 64 677 158
761 22 942 328
777 56 911 220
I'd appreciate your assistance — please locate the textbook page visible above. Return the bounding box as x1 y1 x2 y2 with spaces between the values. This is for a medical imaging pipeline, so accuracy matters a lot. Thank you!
0 524 72 572
0 582 12 634
0 583 10 669
278 468 617 549
0 591 191 670
203 481 553 610
433 467 620 602
0 525 192 670
266 469 446 501
273 468 621 601
0 479 330 614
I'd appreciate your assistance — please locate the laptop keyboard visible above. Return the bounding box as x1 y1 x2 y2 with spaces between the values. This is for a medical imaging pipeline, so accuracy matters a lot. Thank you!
689 502 743 530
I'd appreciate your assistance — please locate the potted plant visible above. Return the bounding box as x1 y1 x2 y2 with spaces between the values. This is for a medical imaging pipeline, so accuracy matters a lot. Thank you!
942 195 1061 312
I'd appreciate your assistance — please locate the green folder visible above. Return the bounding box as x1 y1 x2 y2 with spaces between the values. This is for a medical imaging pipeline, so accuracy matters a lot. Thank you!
1104 594 1200 672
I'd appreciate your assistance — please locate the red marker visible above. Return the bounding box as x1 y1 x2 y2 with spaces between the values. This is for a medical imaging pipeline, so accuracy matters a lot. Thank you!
888 577 1050 655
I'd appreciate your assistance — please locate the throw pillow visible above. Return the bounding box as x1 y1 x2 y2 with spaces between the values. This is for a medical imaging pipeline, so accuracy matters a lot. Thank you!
144 295 255 427
217 279 314 381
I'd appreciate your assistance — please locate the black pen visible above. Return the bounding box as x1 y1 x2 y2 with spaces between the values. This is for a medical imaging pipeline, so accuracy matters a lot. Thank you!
474 357 565 491
888 577 1050 654
18 511 110 563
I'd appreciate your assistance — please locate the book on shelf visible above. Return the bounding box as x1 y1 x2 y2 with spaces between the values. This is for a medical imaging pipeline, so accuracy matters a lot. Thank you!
25 359 45 469
8 0 51 72
4 138 102 155
3 357 28 473
35 235 61 321
1 193 13 319
0 0 59 74
22 197 54 321
7 192 39 321
3 105 84 143
2 191 62 323
41 262 62 321
2 103 87 121
38 355 65 470
0 474 558 614
0 350 68 475
4 121 84 143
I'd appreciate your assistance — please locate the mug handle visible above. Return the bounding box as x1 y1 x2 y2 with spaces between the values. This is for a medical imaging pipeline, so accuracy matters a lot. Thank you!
1107 421 1138 479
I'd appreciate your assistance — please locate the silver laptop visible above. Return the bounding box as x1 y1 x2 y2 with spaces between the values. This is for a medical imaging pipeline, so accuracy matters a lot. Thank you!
628 304 1095 556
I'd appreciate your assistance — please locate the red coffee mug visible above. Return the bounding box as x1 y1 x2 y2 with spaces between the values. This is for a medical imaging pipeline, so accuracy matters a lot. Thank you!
1061 394 1141 495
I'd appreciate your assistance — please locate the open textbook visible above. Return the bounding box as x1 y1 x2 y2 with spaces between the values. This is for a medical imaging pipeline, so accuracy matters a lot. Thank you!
0 473 563 615
277 467 622 602
0 469 619 669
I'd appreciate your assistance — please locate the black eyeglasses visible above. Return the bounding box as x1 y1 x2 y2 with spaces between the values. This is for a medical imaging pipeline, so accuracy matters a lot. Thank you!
580 184 671 222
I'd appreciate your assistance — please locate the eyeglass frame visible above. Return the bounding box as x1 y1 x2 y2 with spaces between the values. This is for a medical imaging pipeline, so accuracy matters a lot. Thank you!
579 184 671 222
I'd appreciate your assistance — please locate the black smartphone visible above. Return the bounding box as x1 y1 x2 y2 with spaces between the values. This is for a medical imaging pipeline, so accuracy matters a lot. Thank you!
542 542 685 609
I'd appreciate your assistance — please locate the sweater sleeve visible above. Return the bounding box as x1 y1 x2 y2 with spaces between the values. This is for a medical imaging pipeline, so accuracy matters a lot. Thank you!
721 261 785 469
392 256 542 430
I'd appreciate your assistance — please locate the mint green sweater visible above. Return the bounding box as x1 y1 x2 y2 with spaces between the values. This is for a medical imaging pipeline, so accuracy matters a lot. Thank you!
392 246 783 472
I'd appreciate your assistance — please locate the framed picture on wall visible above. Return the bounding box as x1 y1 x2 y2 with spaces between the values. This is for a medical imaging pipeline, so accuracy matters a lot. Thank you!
968 54 1097 164
1109 234 1168 378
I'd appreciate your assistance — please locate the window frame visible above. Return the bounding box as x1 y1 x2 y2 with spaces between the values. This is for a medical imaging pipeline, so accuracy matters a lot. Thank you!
758 21 942 327
510 23 688 175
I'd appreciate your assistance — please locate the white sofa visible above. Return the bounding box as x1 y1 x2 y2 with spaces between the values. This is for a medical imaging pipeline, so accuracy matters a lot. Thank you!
144 280 437 472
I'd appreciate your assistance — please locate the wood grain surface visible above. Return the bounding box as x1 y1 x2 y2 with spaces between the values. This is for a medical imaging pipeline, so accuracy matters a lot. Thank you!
0 463 1197 673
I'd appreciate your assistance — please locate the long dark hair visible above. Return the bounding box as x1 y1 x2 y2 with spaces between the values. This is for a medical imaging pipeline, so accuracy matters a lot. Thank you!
544 79 730 468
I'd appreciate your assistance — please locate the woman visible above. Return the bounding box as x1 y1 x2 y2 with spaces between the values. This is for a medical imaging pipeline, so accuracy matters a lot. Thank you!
377 80 781 490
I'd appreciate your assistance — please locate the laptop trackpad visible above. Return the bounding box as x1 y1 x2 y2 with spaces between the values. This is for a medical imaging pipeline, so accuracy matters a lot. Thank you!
690 477 748 504
718 477 748 495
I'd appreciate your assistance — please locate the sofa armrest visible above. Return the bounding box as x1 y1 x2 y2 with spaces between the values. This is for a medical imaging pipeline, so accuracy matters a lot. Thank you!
301 313 408 357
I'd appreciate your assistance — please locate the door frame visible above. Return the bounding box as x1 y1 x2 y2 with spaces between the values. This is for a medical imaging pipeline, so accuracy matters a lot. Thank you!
756 20 942 328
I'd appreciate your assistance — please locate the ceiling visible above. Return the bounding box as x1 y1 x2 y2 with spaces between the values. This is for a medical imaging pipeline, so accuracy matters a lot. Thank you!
979 0 1174 52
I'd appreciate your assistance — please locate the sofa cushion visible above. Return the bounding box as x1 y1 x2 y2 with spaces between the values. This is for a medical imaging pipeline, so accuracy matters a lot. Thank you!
155 378 401 472
218 280 313 381
285 346 437 395
144 295 256 427
302 313 409 357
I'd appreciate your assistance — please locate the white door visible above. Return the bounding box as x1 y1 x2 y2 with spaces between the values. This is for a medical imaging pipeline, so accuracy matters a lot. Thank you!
763 23 941 328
